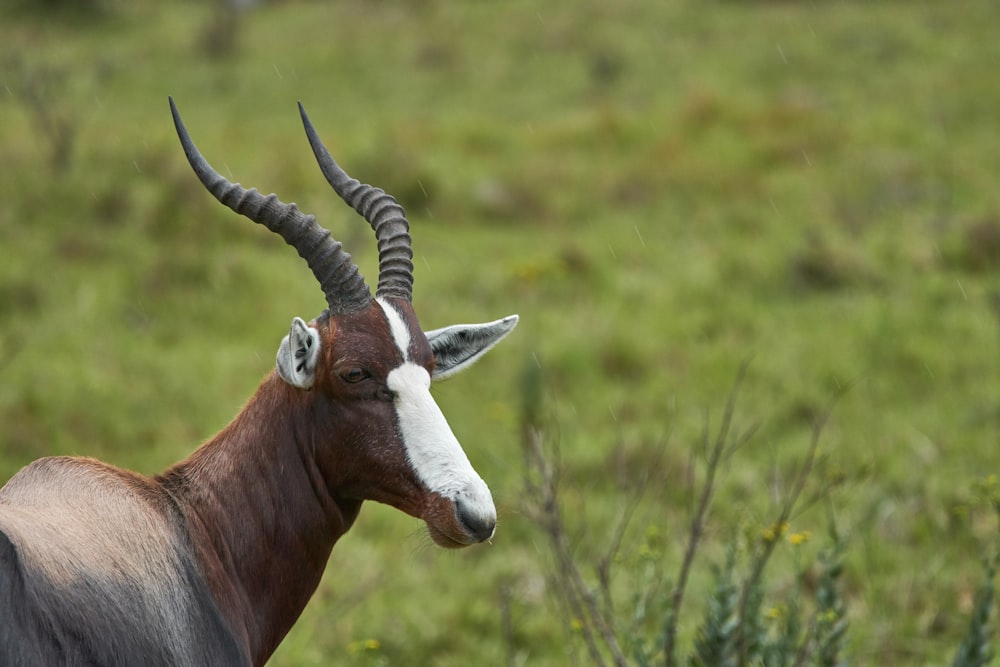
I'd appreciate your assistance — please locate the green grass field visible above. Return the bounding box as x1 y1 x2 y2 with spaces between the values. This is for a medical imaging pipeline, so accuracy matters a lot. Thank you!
3 1 1000 664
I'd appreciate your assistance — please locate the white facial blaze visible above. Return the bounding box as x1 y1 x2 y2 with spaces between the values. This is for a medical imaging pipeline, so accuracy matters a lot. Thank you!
377 299 495 516
387 364 489 500
380 297 413 362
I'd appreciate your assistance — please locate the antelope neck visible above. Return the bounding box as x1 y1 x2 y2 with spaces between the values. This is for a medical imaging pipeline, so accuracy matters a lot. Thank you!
159 377 357 665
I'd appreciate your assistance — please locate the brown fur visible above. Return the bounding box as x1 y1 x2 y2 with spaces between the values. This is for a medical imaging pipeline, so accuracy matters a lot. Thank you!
0 299 479 666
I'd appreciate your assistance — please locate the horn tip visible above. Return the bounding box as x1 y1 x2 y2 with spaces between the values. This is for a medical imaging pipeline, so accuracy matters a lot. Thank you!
298 101 314 132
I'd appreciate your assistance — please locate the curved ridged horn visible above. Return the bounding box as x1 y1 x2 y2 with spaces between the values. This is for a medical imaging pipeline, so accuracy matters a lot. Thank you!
298 102 414 303
169 97 372 315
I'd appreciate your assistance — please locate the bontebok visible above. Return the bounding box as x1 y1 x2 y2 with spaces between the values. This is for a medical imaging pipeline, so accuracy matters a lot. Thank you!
0 98 518 666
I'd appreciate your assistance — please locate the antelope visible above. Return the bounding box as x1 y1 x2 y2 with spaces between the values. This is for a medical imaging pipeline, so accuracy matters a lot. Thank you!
0 98 518 666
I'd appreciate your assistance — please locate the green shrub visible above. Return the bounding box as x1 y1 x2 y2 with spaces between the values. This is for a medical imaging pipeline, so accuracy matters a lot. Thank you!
521 364 994 666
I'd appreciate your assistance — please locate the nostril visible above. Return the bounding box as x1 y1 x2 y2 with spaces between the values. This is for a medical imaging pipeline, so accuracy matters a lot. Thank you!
455 501 496 543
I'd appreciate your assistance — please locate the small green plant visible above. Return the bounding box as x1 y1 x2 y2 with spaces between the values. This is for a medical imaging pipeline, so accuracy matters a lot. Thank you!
953 564 996 667
688 548 740 667
952 476 1000 667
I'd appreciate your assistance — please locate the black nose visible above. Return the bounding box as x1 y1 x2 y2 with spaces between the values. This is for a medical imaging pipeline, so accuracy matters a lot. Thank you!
455 502 496 543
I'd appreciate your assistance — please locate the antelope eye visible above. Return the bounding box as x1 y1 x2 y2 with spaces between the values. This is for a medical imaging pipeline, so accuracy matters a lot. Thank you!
340 368 370 384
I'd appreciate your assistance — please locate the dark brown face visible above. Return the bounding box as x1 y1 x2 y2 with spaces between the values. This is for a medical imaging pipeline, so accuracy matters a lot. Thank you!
305 299 496 548
171 99 516 548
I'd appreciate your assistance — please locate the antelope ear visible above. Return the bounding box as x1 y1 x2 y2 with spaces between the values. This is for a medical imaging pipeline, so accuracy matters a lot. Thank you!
276 317 321 389
426 315 519 381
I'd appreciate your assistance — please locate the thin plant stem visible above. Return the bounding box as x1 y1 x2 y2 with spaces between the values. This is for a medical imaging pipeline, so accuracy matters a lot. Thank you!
663 360 752 667
736 382 852 666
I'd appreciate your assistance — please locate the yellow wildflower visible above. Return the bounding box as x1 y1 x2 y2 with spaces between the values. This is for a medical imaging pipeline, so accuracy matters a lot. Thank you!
762 521 789 542
788 530 812 545
347 639 380 654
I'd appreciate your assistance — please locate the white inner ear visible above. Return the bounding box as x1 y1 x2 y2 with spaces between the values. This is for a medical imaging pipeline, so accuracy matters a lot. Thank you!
426 315 519 381
276 317 321 389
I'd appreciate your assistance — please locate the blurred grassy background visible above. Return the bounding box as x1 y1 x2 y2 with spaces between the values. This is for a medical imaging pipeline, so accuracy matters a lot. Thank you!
2 0 1000 664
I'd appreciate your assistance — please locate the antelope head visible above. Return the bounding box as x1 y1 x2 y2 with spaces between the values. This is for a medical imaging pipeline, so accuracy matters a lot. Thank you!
170 98 517 548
